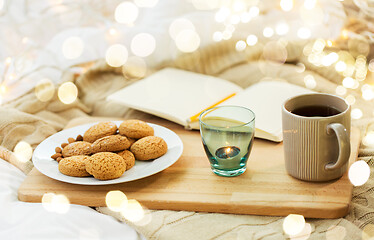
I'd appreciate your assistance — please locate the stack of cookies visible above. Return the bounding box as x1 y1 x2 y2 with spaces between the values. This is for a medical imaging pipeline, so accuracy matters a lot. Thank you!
51 120 168 180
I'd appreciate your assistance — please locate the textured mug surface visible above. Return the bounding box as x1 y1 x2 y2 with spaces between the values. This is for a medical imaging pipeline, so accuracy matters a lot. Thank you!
282 93 351 182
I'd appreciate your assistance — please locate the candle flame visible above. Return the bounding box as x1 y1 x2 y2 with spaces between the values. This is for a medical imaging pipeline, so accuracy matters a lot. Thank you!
226 147 231 154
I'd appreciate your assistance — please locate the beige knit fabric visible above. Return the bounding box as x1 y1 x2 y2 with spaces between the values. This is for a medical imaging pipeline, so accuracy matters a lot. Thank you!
1 38 374 239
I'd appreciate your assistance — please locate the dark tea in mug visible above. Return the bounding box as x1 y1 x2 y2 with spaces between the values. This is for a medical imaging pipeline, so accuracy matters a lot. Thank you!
291 105 341 117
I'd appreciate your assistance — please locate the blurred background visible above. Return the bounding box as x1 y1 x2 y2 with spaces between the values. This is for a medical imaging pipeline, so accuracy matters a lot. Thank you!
0 0 373 111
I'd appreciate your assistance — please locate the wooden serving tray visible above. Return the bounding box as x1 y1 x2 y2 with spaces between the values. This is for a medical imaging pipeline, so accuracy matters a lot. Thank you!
18 116 360 218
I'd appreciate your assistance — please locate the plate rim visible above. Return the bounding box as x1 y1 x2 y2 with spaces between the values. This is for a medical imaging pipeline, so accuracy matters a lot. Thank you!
32 121 183 185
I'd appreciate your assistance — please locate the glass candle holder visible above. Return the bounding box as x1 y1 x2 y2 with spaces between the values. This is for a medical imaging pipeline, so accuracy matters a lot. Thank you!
199 105 255 177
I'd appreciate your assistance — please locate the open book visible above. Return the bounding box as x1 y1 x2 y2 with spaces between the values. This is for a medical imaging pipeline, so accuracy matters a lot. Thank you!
107 68 313 142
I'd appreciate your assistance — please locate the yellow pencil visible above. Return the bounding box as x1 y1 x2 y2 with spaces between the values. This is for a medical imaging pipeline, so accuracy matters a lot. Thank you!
187 92 237 123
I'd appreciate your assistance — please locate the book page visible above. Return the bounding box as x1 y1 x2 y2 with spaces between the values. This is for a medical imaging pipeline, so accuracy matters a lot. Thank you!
107 68 243 126
220 81 314 141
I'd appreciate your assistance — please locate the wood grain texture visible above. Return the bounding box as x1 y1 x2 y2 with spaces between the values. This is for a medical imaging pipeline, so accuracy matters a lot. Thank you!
18 116 360 218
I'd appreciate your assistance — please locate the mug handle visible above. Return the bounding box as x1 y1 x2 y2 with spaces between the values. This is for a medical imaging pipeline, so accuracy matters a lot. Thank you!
325 123 351 171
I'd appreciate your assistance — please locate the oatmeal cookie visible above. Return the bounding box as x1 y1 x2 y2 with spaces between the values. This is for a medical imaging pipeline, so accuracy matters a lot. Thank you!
119 119 154 139
83 121 118 143
58 155 91 177
91 135 130 153
86 152 127 180
130 136 168 160
117 150 136 170
62 141 92 157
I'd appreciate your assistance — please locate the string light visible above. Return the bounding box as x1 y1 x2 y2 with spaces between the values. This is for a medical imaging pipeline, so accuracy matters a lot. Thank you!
335 61 347 72
297 27 311 39
105 44 128 67
304 75 317 89
246 35 258 46
213 31 223 42
345 95 356 105
115 2 139 25
169 18 195 40
58 82 78 104
351 108 363 119
35 78 55 102
280 0 293 12
276 22 289 36
175 29 200 52
363 131 374 147
283 214 305 236
121 199 145 222
235 40 246 51
335 86 347 95
349 160 370 186
105 190 128 212
248 6 260 17
62 36 84 59
42 193 70 214
131 33 156 57
263 27 274 38
13 141 33 163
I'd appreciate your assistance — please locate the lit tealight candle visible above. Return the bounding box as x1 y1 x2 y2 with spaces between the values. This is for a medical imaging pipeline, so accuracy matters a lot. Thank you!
215 146 241 169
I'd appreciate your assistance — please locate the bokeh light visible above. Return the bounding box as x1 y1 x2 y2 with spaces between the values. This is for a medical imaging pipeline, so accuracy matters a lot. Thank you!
62 36 84 59
115 2 139 25
283 214 305 236
42 193 70 214
263 27 274 38
345 95 356 105
134 0 158 8
326 225 346 240
349 160 370 186
297 27 311 39
249 6 260 18
105 44 128 67
121 199 145 222
235 40 246 51
246 35 258 46
295 63 305 73
280 0 293 11
42 193 55 212
335 86 347 96
131 33 156 57
322 52 339 66
58 82 78 104
335 61 347 72
105 190 128 212
351 108 363 119
35 78 55 102
175 29 200 53
304 0 316 10
213 31 223 42
52 194 70 214
276 22 289 36
215 7 230 23
169 18 195 40
362 88 374 101
290 223 312 240
122 56 147 79
304 75 316 89
369 59 374 72
262 41 287 64
0 0 4 11
342 77 355 89
13 141 33 163
363 224 374 240
363 131 374 147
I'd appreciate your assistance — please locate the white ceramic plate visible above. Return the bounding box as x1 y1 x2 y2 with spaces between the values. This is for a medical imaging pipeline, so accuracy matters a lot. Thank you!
33 121 183 185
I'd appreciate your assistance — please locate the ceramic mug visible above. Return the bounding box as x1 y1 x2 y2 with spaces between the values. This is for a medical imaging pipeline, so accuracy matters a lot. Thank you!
282 93 351 182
